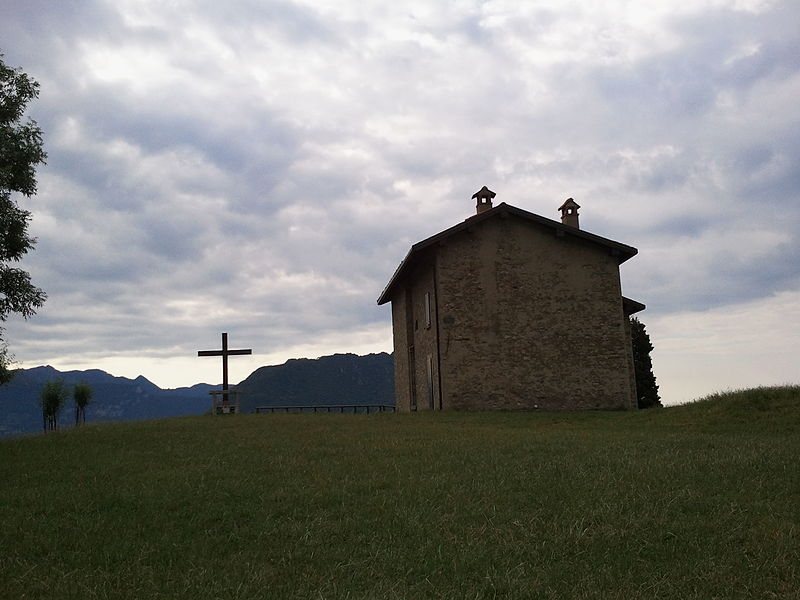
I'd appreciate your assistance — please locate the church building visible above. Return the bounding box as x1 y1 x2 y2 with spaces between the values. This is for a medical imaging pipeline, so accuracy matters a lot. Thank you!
377 187 645 411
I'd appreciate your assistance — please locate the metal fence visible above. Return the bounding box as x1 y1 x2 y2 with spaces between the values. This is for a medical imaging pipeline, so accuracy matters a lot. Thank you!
254 404 395 414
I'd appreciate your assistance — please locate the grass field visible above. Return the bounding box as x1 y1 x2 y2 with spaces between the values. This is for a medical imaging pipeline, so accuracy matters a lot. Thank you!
1 386 798 599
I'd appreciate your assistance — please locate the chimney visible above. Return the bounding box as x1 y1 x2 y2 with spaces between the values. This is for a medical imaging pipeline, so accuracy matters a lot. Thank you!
558 198 580 228
472 186 496 215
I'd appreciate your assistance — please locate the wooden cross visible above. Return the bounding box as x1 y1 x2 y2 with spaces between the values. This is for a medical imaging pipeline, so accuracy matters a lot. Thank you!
197 332 252 391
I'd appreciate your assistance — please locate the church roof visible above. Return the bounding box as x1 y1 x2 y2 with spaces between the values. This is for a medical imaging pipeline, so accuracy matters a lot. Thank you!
377 201 638 305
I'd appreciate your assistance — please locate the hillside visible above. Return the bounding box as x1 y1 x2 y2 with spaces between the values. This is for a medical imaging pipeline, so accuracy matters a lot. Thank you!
667 385 800 427
236 352 393 411
0 386 797 599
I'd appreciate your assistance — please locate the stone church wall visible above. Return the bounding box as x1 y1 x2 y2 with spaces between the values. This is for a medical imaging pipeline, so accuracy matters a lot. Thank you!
390 260 440 411
390 291 411 412
434 216 635 410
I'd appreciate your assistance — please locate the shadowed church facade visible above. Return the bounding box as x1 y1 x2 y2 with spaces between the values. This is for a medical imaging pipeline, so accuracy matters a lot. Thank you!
377 187 645 411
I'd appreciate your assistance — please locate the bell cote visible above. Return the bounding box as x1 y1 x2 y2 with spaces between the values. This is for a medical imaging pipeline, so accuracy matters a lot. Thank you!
472 186 496 215
558 198 580 228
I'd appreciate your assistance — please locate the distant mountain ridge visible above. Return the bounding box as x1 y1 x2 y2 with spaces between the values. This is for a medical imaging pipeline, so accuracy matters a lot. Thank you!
0 366 215 438
237 352 394 412
0 353 395 438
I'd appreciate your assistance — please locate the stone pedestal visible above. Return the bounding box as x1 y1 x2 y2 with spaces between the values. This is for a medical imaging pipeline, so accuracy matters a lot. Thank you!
210 389 240 415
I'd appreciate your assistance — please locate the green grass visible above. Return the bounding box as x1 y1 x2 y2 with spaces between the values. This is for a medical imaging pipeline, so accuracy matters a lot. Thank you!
1 386 798 599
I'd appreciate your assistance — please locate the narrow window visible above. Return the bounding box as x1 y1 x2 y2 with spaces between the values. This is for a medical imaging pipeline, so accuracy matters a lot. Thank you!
426 355 434 410
424 291 431 329
408 346 417 410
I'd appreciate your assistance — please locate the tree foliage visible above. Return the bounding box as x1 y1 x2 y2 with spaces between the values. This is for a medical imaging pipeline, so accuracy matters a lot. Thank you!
74 382 93 425
0 342 15 384
40 379 67 431
631 317 661 409
0 53 47 379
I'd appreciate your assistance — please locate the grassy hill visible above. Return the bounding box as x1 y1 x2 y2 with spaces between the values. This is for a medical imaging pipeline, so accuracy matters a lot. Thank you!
1 386 797 599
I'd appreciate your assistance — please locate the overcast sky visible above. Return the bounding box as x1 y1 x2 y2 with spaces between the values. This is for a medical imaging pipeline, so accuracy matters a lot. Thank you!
2 0 798 405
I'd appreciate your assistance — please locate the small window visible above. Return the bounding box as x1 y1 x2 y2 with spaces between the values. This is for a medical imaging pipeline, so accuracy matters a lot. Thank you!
424 292 431 329
426 355 434 409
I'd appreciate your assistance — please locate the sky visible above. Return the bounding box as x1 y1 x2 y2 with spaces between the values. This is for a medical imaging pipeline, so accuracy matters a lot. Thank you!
1 0 798 405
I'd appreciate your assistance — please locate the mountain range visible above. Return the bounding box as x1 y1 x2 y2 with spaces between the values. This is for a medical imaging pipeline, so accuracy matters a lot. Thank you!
0 352 394 438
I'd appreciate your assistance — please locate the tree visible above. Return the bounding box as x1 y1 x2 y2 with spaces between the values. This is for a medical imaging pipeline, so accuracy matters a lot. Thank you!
630 316 661 409
73 382 92 425
40 380 67 431
1 53 47 379
0 342 15 384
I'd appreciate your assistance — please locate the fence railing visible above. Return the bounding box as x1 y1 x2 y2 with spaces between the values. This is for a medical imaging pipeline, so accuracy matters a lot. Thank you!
255 404 395 414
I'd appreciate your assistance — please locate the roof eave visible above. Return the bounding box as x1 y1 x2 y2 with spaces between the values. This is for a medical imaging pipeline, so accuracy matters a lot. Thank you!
622 296 646 315
377 250 412 305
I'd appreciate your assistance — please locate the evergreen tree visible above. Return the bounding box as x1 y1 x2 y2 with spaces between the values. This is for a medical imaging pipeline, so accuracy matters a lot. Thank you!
1 53 47 380
631 317 661 409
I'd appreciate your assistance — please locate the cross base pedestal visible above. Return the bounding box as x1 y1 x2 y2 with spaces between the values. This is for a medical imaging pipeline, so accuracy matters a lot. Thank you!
210 390 241 415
